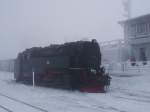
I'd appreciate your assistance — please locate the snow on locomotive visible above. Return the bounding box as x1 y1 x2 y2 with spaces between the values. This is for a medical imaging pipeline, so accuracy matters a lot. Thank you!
14 39 111 92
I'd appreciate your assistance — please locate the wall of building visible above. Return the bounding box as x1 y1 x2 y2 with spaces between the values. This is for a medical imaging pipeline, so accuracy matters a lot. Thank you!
104 61 150 74
132 43 150 61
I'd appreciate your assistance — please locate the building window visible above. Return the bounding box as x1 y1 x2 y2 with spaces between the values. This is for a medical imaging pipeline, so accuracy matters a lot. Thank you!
137 23 145 34
130 24 136 36
148 23 150 34
146 23 149 33
127 22 150 37
136 22 150 35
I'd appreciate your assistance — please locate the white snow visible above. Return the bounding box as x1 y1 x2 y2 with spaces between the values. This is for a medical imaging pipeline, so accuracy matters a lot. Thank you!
0 71 150 112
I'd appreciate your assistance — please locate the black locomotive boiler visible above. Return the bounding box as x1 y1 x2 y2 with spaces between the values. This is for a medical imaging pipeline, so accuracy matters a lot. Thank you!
14 39 111 92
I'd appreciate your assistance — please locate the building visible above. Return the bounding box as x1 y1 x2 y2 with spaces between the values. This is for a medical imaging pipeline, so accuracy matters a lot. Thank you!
121 14 150 62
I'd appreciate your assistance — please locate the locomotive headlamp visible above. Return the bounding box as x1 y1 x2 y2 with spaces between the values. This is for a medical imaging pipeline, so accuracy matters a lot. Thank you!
46 60 50 64
90 69 96 74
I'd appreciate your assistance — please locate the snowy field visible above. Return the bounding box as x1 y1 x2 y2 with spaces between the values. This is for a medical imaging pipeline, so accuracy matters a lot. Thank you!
0 71 150 112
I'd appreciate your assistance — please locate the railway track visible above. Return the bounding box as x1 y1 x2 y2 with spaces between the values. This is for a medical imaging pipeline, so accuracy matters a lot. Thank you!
72 94 129 112
114 96 150 104
0 92 48 112
0 104 13 112
112 88 150 104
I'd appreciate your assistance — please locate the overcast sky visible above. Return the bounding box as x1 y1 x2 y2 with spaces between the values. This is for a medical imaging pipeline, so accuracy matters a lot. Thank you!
0 0 150 59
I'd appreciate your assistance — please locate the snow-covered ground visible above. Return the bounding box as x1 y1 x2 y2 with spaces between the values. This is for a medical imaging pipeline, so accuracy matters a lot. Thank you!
0 71 150 112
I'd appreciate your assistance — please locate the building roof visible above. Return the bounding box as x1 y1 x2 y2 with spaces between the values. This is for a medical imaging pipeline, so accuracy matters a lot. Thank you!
119 13 150 24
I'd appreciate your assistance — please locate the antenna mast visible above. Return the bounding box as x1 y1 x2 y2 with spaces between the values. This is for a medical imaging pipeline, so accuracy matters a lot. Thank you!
123 0 132 19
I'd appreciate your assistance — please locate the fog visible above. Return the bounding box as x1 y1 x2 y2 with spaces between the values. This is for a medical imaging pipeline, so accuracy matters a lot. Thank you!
0 0 150 59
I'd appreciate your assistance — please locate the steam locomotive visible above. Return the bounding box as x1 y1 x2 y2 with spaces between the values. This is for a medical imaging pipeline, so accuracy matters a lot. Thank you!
14 39 111 92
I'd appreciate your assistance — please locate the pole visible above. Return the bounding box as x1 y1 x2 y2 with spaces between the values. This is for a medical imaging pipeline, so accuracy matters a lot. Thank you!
123 0 132 19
